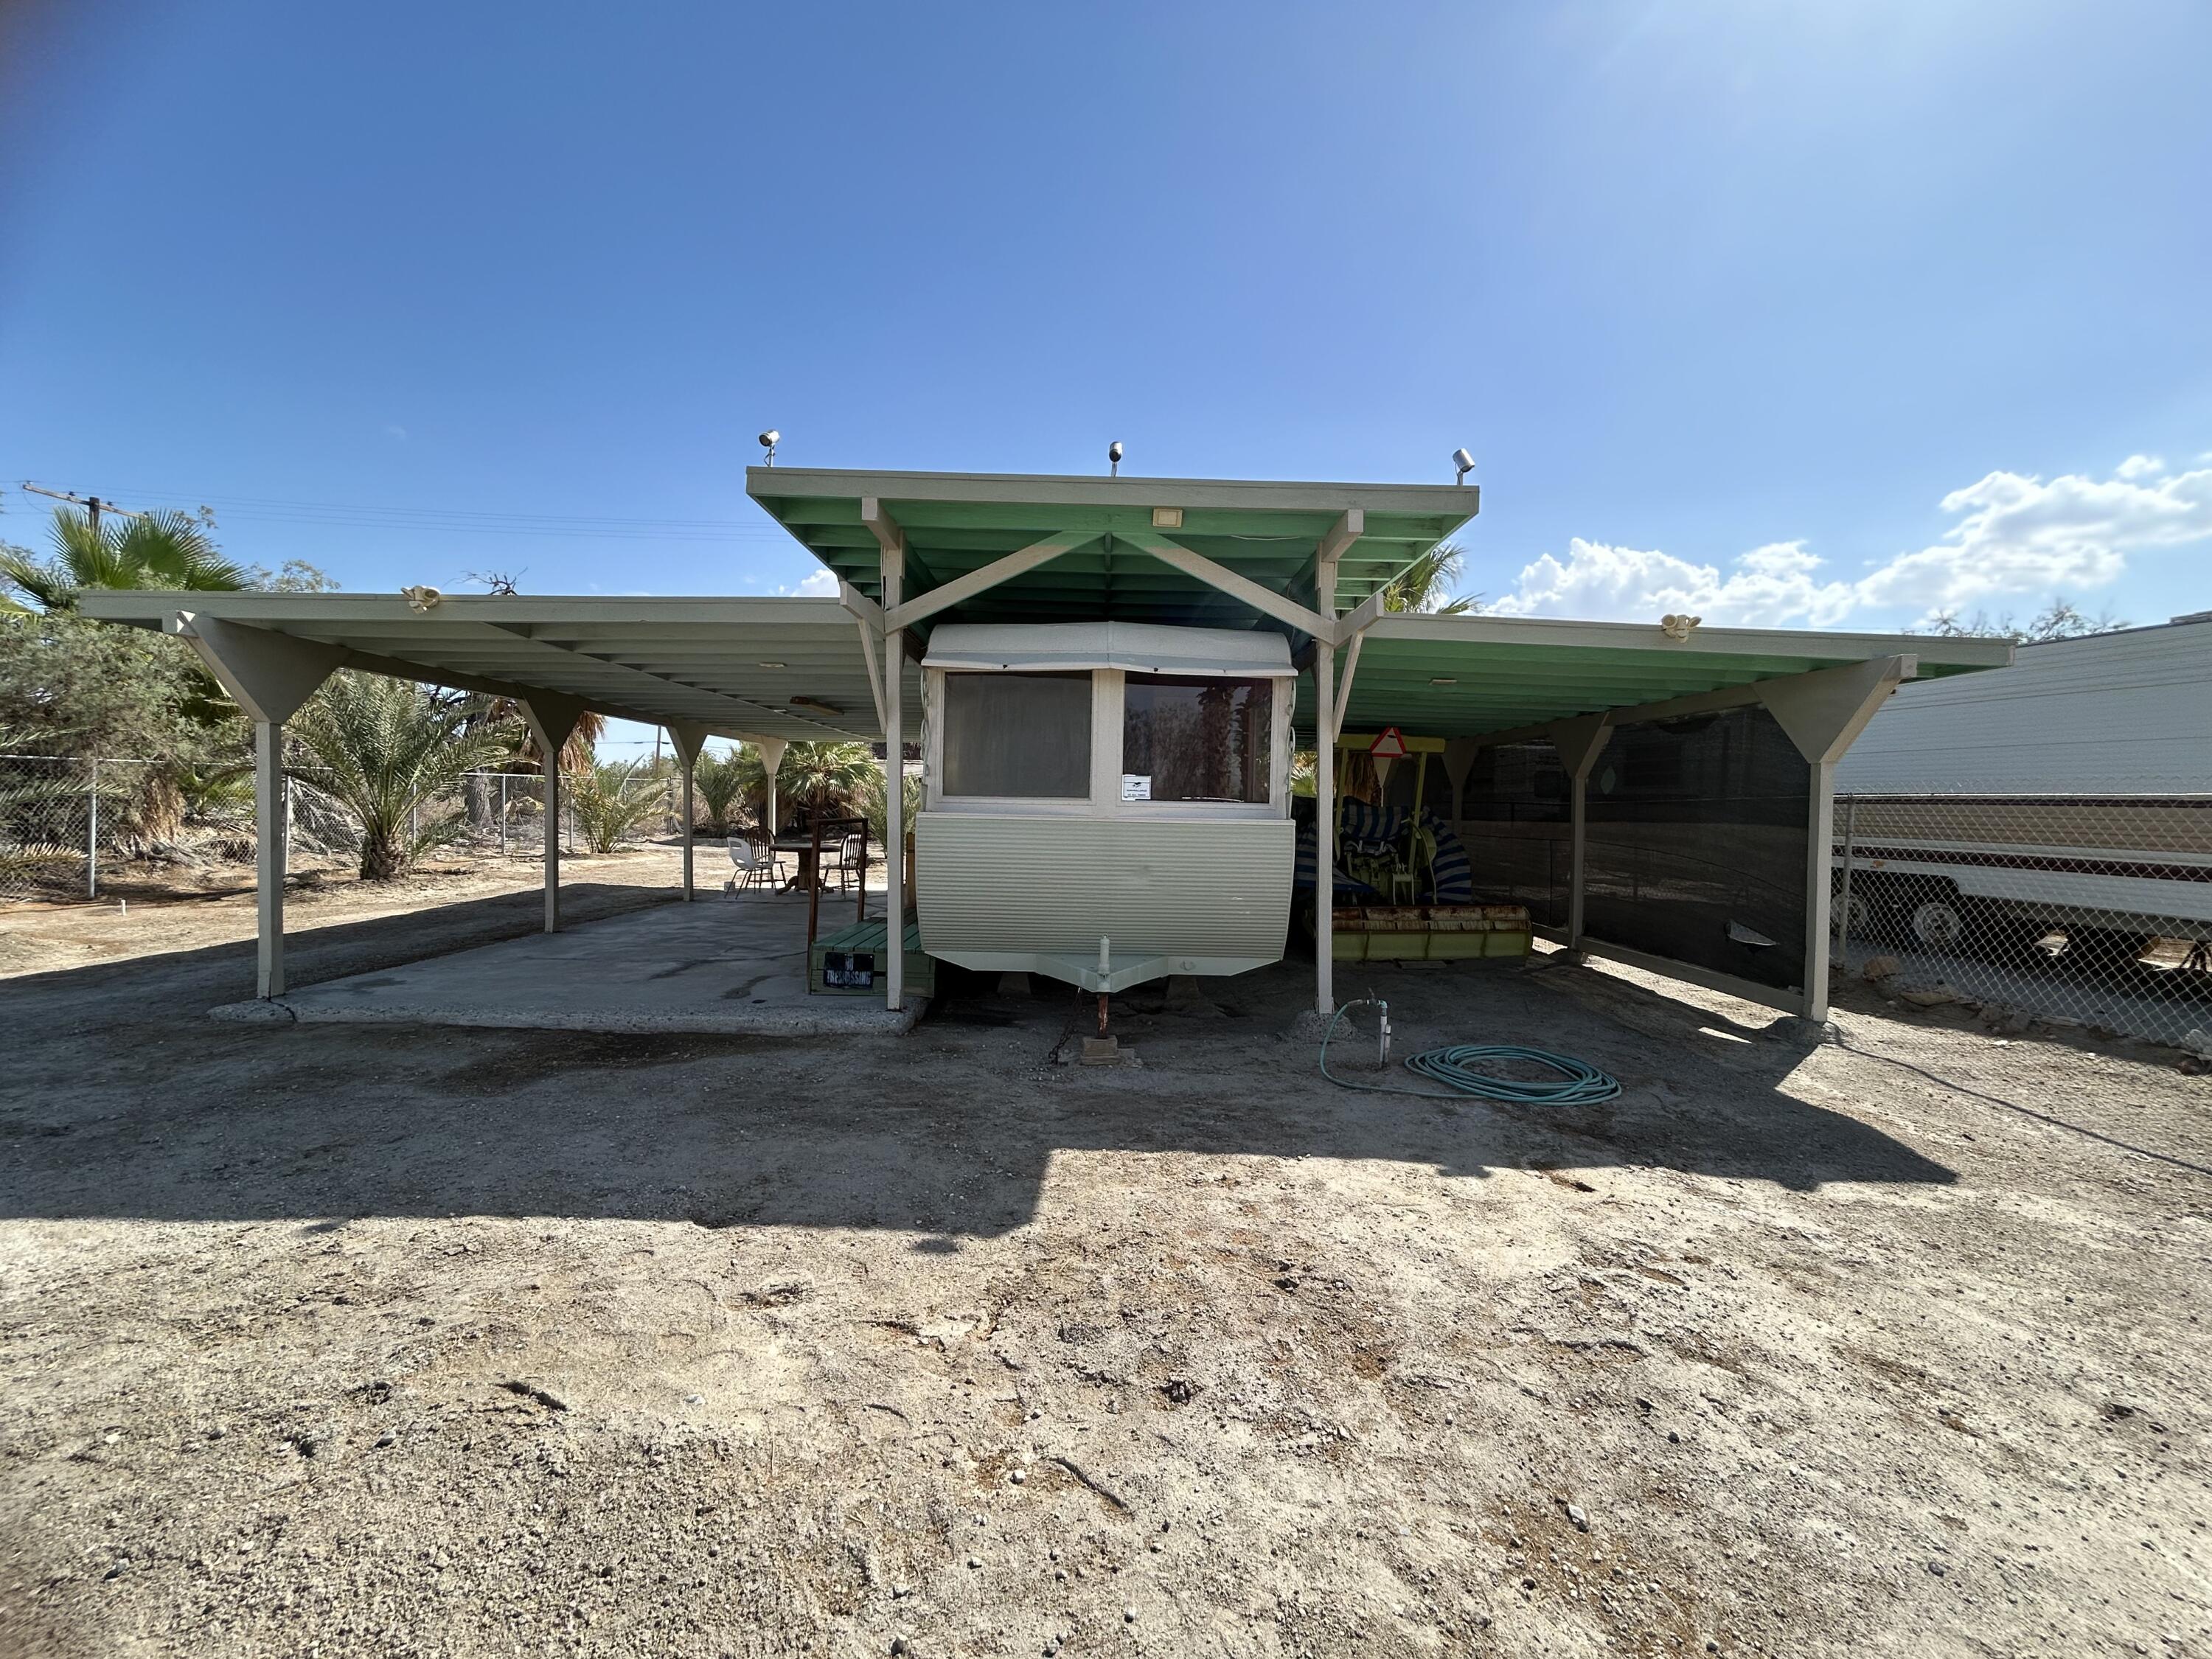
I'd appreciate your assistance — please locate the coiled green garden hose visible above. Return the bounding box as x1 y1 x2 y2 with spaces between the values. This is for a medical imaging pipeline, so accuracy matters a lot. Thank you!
1320 996 1621 1105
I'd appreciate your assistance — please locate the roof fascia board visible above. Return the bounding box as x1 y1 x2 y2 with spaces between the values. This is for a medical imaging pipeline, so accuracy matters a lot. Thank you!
78 592 857 627
1366 611 2014 671
748 466 1481 522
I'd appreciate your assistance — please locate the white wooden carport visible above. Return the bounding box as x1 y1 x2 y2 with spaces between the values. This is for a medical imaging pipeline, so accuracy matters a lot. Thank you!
77 593 918 1001
83 467 2014 1025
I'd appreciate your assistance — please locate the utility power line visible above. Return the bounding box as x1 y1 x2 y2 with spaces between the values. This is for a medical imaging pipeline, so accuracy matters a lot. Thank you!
18 483 146 536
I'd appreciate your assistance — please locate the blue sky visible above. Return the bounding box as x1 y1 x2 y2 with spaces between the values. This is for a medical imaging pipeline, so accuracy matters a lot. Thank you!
4 1 2208 751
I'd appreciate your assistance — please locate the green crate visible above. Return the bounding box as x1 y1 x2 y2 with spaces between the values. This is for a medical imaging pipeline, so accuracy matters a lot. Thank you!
809 918 935 998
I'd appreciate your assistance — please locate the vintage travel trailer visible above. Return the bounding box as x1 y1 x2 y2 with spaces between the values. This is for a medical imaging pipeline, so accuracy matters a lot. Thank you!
914 620 1296 991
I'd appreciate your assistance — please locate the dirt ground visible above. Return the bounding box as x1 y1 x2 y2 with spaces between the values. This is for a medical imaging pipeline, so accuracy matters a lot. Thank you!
1 879 2208 1659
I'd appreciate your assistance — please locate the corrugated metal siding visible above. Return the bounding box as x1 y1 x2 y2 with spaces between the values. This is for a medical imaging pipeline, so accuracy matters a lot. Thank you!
1837 620 2212 793
915 815 1294 958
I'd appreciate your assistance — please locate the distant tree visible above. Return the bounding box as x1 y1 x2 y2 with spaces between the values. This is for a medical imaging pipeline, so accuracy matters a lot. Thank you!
1919 595 2129 642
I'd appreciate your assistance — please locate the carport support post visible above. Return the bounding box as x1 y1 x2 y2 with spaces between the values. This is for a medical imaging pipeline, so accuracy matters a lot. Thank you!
163 611 344 998
1312 549 1342 1018
881 549 907 1013
666 721 709 903
1759 654 1913 1022
1548 715 1613 953
522 695 588 934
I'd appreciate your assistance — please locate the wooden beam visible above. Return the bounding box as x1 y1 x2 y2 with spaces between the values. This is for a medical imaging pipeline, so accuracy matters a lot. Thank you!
1316 507 1365 576
1332 630 1366 745
1117 527 1334 639
860 496 904 558
1329 587 1385 648
886 530 1102 630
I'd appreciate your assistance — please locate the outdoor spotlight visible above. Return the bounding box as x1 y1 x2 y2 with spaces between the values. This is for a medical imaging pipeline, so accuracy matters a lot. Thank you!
1108 440 1124 477
759 430 780 466
1453 448 1475 485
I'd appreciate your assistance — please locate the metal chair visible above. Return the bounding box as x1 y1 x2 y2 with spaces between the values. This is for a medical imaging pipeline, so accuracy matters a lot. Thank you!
725 832 773 894
831 832 864 893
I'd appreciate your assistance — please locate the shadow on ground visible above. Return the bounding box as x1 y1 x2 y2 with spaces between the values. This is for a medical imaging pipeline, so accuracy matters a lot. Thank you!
1 890 1955 1234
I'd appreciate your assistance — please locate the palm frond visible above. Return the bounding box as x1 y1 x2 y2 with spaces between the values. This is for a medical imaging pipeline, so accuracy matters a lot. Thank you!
114 511 249 591
1380 542 1482 616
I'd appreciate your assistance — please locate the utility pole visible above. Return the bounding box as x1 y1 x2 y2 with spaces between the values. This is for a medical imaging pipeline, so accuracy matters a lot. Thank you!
20 483 146 538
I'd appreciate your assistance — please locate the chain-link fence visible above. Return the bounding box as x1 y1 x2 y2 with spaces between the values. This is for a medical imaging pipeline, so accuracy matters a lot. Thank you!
1 758 690 904
1834 789 2212 1048
0 755 170 903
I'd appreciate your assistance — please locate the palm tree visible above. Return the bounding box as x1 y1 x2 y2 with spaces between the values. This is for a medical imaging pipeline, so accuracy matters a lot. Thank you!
0 507 247 611
1380 541 1482 616
777 741 878 816
288 673 508 880
567 759 665 854
692 748 751 835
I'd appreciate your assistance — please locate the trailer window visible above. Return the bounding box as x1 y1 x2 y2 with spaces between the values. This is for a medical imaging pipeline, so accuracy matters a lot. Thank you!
1122 675 1273 804
941 672 1092 799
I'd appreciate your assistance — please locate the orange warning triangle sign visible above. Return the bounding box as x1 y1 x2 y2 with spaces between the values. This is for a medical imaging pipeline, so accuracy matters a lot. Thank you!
1368 726 1409 759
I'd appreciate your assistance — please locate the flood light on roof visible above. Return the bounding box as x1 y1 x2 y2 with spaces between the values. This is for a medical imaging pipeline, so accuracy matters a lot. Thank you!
1452 448 1475 485
759 430 780 467
1108 440 1124 478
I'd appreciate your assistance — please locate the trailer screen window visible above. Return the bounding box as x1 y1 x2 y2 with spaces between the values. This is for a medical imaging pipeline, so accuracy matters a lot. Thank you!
1122 675 1272 804
942 672 1092 799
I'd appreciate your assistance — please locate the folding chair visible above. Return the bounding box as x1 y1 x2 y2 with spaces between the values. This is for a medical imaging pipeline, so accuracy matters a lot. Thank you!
725 832 774 894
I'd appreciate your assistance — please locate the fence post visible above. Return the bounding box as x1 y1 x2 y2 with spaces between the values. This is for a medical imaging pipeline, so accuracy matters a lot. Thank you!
1834 794 1858 960
498 773 509 858
86 758 99 900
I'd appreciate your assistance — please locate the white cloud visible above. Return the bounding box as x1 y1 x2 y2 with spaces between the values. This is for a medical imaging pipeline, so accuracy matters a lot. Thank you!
1494 457 2212 627
1493 538 1861 627
2115 453 2165 480
792 566 838 597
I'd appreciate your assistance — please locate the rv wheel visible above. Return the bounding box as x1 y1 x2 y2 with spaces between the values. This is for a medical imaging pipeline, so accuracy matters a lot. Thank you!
1908 898 1967 950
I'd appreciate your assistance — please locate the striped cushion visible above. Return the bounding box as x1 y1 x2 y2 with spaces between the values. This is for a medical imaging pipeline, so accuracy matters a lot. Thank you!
1295 804 1474 904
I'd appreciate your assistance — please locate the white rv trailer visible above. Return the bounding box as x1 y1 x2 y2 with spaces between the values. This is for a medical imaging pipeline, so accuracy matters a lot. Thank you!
1833 613 2212 952
915 621 1296 991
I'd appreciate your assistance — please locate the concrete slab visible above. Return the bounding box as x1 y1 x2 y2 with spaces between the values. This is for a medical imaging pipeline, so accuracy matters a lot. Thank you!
212 895 925 1035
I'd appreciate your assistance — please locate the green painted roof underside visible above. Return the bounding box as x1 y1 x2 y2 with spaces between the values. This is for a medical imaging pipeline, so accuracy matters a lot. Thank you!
746 467 1478 628
1297 617 2009 741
